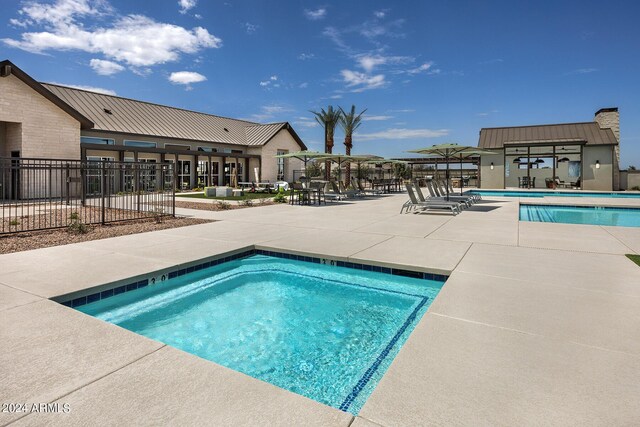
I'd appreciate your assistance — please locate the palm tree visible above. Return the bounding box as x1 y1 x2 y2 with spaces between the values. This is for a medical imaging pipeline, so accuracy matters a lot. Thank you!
310 105 341 180
338 105 367 184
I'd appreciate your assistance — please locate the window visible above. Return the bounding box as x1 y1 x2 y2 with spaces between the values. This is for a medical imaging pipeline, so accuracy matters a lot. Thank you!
165 143 190 151
276 150 287 181
124 140 157 148
197 146 218 153
81 136 115 145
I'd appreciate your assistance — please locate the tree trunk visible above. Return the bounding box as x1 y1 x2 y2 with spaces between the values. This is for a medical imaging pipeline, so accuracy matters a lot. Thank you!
344 135 352 185
325 136 333 181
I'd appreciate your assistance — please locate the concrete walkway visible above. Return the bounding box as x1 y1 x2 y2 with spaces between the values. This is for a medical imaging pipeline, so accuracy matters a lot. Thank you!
1 193 640 426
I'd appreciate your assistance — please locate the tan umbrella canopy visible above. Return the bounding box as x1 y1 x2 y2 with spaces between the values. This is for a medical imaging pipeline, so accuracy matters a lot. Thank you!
274 150 328 183
407 143 495 199
315 153 370 182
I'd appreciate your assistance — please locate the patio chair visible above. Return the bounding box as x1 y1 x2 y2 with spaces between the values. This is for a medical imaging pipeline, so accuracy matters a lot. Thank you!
401 184 460 215
289 182 310 205
426 181 471 208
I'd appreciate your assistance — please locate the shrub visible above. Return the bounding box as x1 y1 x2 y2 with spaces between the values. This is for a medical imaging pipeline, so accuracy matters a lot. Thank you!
150 208 165 224
240 199 254 207
9 219 19 226
273 191 287 203
216 200 232 210
67 211 89 234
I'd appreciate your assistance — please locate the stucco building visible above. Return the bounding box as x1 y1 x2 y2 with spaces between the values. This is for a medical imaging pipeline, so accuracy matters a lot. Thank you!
0 60 305 190
478 108 621 191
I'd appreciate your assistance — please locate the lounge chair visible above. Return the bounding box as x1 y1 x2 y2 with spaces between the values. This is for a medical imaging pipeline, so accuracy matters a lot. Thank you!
445 181 481 202
353 177 382 196
401 184 460 215
429 181 473 207
338 180 364 198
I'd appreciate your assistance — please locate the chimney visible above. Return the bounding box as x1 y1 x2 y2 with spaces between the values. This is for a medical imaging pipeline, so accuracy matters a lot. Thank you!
594 107 619 142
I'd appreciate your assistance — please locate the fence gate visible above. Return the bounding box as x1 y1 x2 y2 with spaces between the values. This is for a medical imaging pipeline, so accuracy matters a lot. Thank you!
0 157 175 234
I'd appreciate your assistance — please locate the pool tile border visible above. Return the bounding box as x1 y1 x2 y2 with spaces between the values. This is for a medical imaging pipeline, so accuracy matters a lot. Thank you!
60 248 447 308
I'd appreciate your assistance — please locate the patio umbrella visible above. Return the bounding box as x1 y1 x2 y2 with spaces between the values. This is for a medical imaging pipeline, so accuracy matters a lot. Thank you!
363 158 408 181
407 143 494 200
315 153 367 184
449 148 498 195
274 150 327 184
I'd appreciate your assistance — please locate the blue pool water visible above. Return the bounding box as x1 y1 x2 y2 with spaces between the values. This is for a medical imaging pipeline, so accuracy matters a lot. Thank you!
469 190 640 198
77 255 444 414
520 204 640 227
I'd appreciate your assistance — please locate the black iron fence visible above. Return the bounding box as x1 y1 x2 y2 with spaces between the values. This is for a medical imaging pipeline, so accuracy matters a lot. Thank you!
0 157 175 234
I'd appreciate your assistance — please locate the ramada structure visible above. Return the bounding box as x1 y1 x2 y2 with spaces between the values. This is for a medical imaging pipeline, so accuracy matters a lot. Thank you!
0 60 305 189
477 108 621 190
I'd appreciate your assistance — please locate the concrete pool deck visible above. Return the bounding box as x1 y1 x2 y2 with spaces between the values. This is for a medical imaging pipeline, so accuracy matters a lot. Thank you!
1 193 640 426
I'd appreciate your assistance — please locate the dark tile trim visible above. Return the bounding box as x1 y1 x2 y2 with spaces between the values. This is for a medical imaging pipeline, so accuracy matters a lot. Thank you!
62 248 447 308
339 296 430 412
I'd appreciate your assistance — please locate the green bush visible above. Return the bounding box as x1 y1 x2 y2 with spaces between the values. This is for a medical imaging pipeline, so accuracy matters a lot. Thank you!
67 211 88 234
273 191 287 203
216 201 232 210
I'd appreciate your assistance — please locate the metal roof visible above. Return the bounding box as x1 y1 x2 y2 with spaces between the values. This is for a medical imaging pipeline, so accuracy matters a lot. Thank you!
478 122 618 149
41 83 304 148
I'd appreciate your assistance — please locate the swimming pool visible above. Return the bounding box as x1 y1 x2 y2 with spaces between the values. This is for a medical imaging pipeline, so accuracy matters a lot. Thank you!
469 190 640 198
76 253 445 415
520 204 640 227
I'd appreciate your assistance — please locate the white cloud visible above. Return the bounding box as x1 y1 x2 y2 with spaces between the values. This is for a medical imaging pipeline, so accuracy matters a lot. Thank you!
259 75 279 88
168 71 206 89
407 62 433 75
304 8 327 20
374 10 386 18
299 82 309 88
179 0 197 14
89 58 124 76
362 115 393 121
329 94 342 99
244 105 292 122
356 54 412 72
357 128 449 141
244 22 258 34
294 118 318 128
3 0 222 69
298 52 315 60
387 108 415 113
341 69 386 92
566 68 598 75
48 82 116 96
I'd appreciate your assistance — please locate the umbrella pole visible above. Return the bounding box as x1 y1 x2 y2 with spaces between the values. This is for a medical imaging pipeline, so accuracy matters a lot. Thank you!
460 156 463 196
446 152 450 201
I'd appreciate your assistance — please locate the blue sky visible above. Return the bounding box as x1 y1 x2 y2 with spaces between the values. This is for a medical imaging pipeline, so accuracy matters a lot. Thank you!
1 0 639 167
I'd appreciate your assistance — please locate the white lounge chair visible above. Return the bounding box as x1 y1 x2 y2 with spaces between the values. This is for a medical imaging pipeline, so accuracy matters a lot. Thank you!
401 184 460 215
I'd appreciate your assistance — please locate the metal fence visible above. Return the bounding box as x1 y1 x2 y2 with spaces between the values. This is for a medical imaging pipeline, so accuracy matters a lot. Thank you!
0 157 175 234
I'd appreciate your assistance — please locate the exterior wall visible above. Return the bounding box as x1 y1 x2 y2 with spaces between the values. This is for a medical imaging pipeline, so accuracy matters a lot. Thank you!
0 74 80 159
248 129 303 183
582 145 614 191
626 171 640 190
479 152 504 188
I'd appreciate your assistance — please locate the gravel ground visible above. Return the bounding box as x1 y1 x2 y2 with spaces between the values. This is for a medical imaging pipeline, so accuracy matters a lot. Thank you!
0 216 212 254
173 199 279 211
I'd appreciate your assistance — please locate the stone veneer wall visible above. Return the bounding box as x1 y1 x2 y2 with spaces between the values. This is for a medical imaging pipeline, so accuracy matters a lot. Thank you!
594 108 620 190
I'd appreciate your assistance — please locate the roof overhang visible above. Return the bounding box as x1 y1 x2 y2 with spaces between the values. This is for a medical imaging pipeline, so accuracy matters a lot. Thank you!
1 60 94 129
